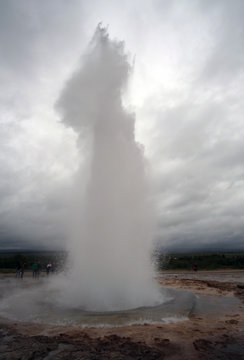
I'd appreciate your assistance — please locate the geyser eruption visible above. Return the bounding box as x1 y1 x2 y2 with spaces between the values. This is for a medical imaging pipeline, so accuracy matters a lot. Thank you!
57 25 162 311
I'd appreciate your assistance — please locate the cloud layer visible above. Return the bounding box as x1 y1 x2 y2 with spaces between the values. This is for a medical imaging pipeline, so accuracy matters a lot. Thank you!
1 0 244 252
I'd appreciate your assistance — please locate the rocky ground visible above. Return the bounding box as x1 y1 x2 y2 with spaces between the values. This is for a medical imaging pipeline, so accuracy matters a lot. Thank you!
0 271 244 359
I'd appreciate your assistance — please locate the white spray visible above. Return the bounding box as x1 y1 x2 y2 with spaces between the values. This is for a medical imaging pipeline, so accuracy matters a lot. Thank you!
56 25 162 311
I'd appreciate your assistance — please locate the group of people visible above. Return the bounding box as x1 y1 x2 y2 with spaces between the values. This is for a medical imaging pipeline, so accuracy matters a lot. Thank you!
16 261 53 278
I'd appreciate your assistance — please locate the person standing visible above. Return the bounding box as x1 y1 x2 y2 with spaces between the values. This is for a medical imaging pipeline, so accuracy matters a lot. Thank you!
46 263 52 275
16 261 22 278
32 262 38 278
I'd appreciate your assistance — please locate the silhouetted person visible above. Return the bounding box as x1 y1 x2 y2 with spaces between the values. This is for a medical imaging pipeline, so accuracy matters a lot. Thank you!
20 262 25 278
32 262 39 278
16 261 22 278
37 261 41 277
192 264 198 272
46 263 52 275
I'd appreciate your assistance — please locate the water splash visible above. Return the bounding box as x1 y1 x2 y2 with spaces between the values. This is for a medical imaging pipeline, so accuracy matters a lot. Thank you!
56 25 162 311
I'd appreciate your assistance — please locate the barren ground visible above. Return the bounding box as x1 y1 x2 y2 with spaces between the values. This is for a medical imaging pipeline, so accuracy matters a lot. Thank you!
1 271 244 359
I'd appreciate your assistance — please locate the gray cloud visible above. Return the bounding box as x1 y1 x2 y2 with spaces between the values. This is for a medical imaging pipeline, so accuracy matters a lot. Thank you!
147 96 244 251
0 0 85 74
1 0 244 252
199 0 244 82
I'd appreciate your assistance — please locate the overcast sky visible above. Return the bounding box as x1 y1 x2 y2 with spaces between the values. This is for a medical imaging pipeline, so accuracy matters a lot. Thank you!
1 0 244 252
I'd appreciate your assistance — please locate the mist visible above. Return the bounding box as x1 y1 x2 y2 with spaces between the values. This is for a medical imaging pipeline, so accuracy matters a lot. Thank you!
54 25 161 311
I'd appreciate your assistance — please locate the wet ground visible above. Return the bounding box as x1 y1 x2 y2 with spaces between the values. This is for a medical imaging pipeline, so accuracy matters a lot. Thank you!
158 269 244 283
0 271 244 359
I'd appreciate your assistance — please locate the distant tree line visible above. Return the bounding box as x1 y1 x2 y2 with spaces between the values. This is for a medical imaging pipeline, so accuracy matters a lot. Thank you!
1 251 244 272
156 252 244 270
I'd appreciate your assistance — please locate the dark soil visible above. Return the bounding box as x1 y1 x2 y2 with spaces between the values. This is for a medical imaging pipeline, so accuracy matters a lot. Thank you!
1 323 244 360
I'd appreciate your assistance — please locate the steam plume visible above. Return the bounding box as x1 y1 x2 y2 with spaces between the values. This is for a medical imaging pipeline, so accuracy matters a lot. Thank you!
56 25 161 311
